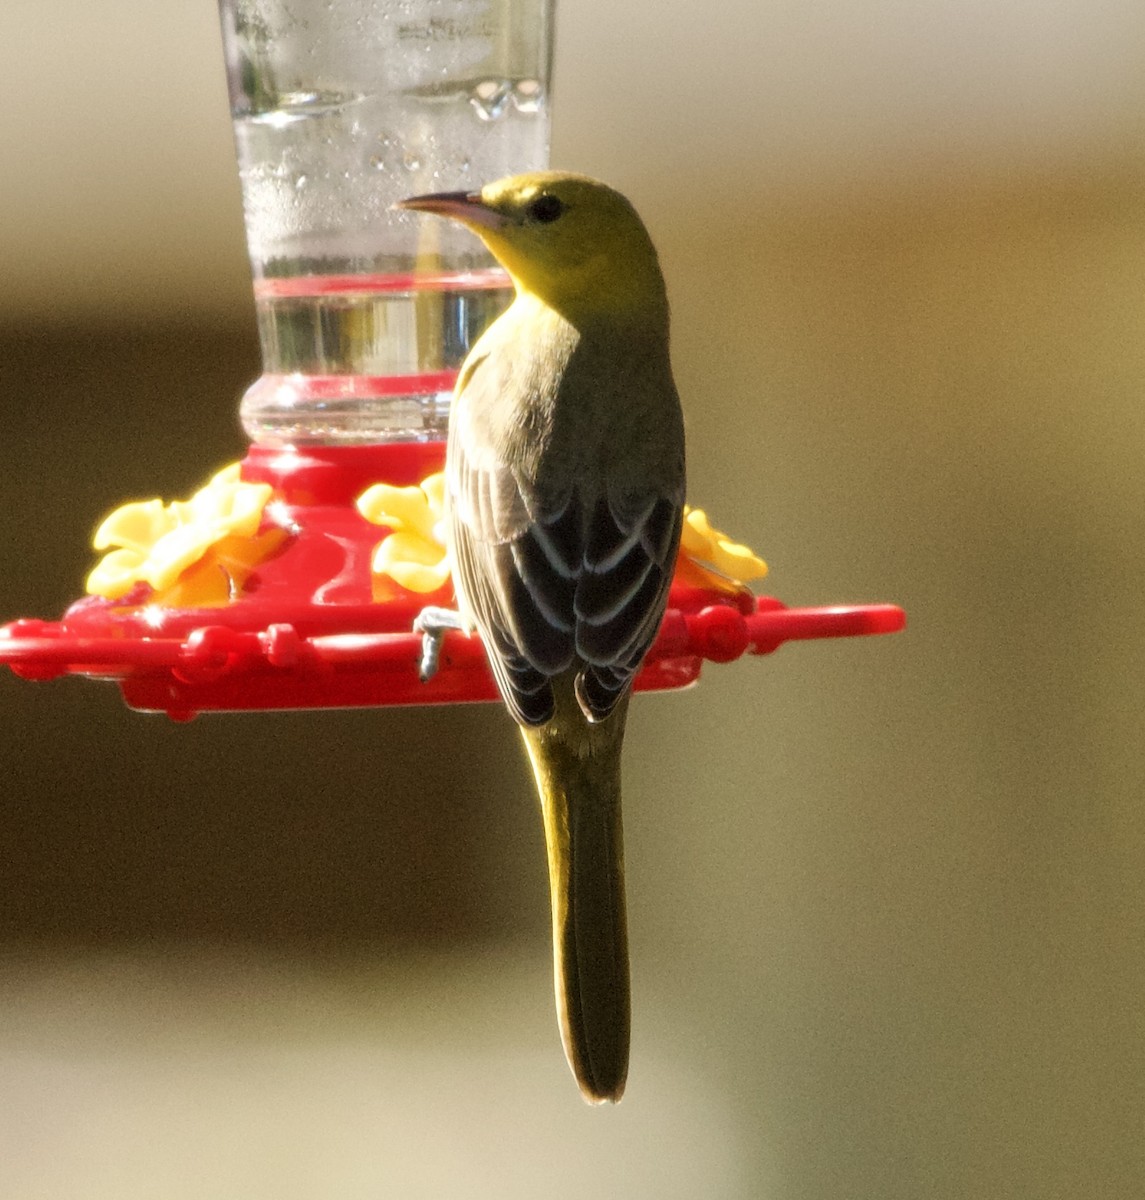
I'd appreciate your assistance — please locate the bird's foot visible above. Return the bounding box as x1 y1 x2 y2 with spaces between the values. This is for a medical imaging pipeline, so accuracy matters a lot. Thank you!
413 606 468 682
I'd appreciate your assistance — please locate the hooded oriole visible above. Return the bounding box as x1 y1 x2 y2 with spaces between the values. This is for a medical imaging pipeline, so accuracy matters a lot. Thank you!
399 173 685 1103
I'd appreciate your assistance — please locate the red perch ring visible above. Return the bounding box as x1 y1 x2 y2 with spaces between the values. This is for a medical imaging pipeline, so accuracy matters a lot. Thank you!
0 442 905 720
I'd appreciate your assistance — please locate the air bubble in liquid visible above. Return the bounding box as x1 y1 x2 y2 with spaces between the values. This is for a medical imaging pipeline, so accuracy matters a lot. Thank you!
513 79 544 113
470 79 512 121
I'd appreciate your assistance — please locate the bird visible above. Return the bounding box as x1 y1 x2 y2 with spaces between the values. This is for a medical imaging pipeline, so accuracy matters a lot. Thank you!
397 172 685 1103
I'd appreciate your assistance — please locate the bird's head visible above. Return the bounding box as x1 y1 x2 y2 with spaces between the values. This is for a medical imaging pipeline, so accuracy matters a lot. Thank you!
396 171 668 325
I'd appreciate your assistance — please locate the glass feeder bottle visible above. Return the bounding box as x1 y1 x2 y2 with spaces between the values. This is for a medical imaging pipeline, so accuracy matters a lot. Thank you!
218 0 555 446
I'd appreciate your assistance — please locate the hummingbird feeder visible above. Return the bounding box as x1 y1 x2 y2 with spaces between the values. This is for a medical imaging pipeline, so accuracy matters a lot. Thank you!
0 0 903 718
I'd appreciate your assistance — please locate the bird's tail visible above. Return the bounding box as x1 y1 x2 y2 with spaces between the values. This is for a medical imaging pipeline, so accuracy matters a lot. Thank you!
519 690 630 1104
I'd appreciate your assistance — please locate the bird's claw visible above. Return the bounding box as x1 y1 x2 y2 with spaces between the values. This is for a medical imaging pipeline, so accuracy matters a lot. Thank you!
413 606 468 682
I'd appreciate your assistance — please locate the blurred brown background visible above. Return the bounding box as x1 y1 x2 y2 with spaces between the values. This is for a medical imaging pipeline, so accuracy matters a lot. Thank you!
2 3 1144 1197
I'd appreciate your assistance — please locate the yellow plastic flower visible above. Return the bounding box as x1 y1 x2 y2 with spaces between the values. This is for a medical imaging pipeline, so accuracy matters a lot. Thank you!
86 464 279 605
356 473 450 594
676 505 768 595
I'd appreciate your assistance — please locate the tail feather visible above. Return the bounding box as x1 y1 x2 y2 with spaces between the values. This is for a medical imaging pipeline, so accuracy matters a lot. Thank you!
520 691 630 1104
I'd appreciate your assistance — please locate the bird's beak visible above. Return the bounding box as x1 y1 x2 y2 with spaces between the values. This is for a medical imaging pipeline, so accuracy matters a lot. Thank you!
394 190 509 232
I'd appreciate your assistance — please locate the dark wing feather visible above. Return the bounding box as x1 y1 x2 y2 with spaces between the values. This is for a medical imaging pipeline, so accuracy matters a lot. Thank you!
573 494 682 721
449 491 557 726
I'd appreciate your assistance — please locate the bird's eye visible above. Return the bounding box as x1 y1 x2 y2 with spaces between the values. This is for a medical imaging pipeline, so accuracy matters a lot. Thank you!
526 194 565 224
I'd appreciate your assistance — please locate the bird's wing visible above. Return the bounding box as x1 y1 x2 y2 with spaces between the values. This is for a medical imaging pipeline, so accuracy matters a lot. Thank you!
449 343 683 727
448 347 577 726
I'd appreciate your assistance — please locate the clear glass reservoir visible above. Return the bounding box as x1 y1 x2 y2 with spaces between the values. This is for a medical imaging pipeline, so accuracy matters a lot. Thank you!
218 0 554 445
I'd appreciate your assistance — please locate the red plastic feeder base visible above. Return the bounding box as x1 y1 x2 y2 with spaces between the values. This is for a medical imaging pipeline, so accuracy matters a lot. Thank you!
0 442 905 721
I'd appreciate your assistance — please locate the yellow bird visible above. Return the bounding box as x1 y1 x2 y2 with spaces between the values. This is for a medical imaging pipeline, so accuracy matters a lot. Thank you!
398 173 685 1103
